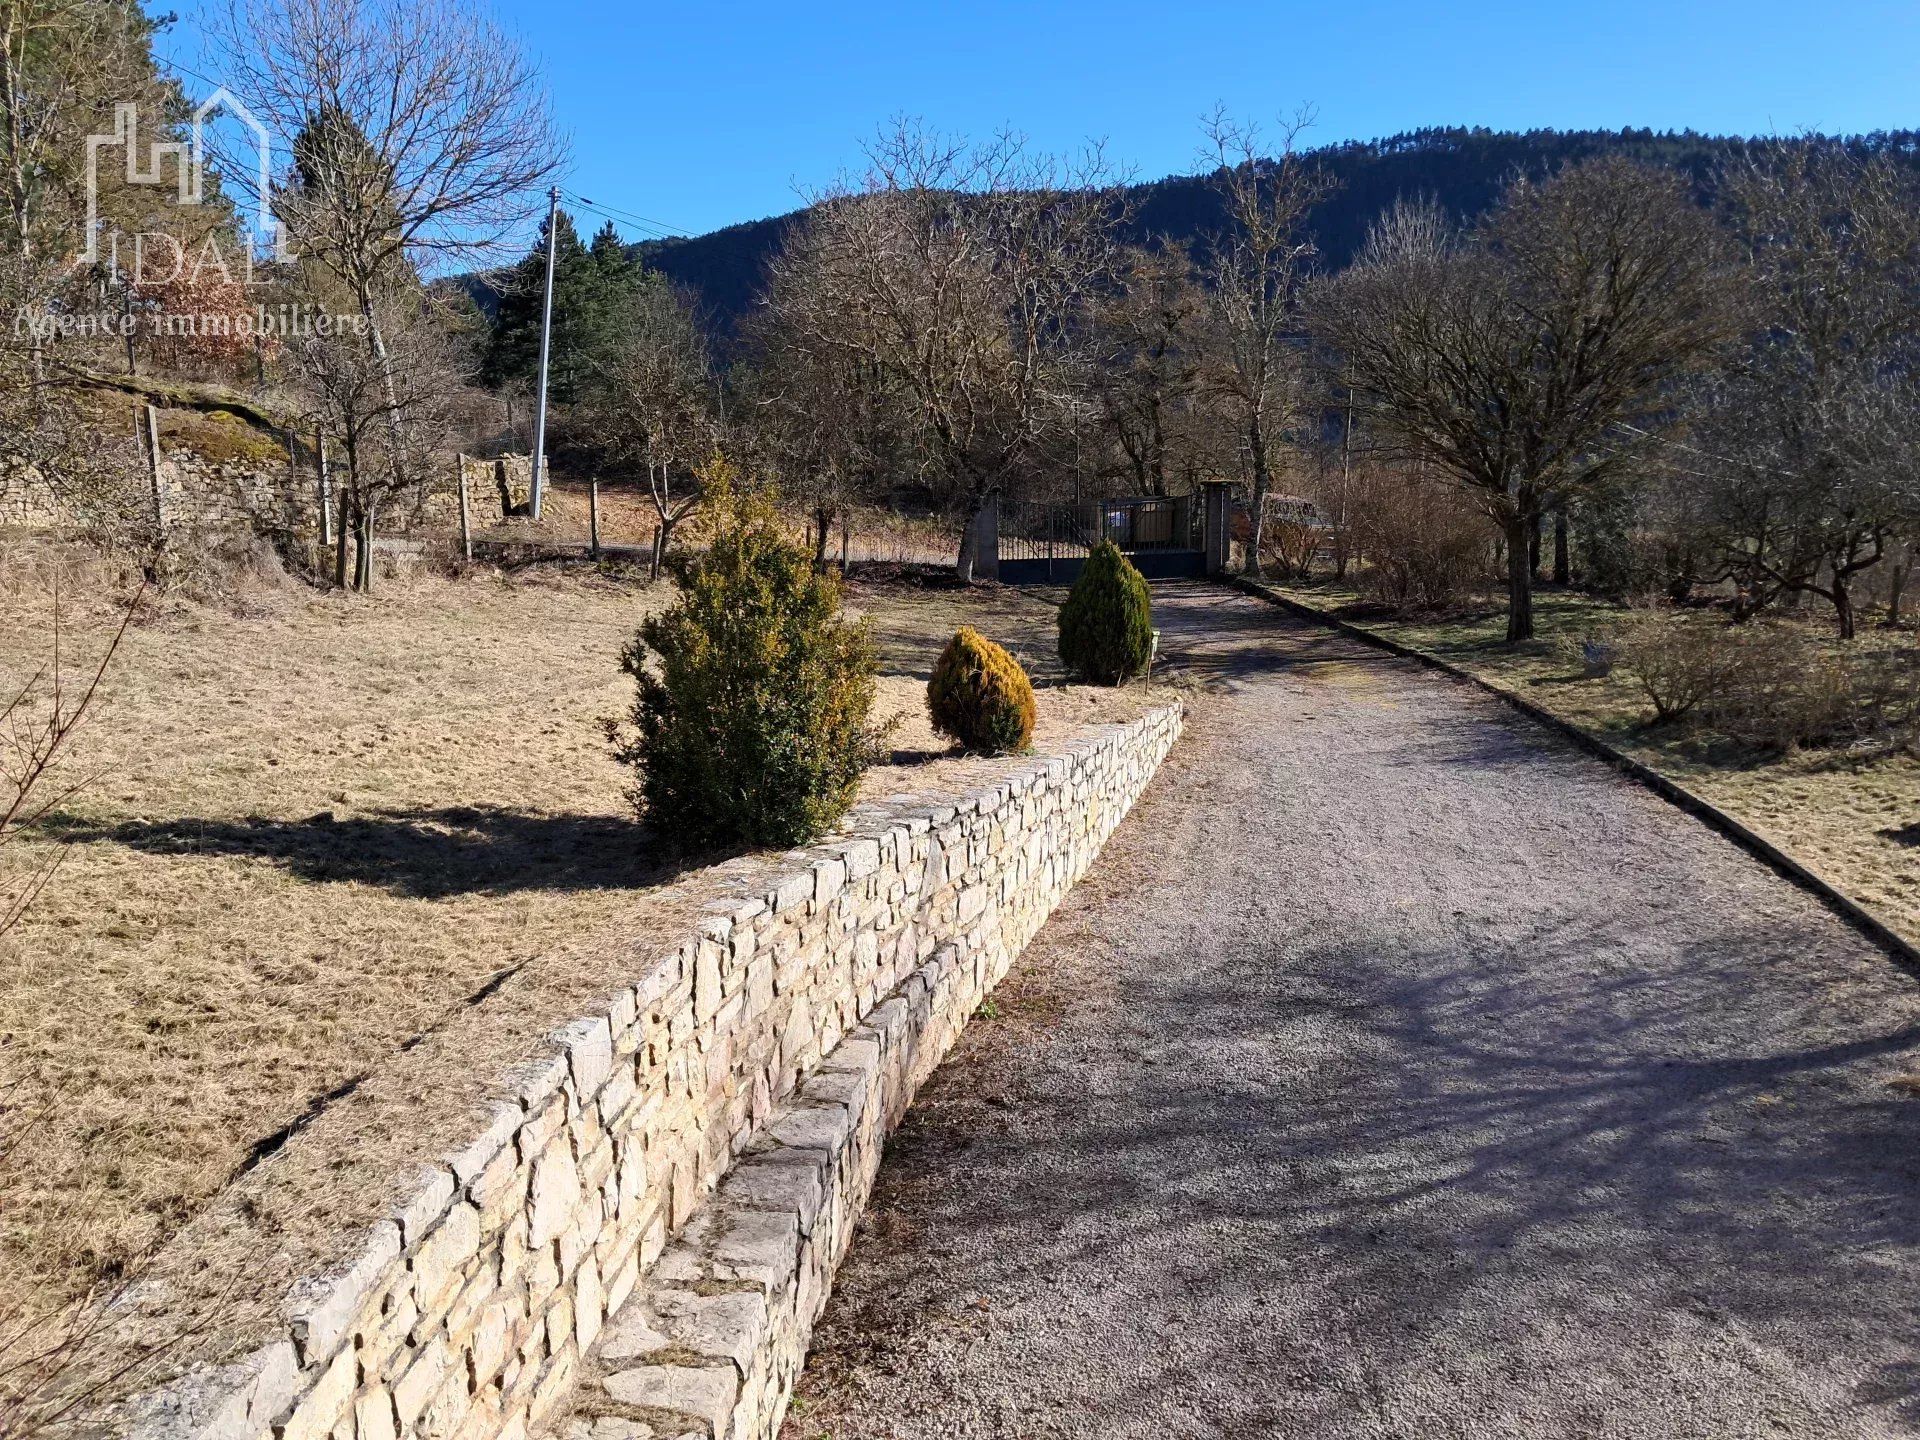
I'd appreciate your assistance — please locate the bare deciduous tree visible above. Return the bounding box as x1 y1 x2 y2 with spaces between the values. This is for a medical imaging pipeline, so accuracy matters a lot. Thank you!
287 271 475 590
1691 144 1920 638
775 120 1125 578
1313 159 1730 641
745 239 900 566
215 0 562 508
1195 108 1332 576
580 279 717 579
1084 244 1211 497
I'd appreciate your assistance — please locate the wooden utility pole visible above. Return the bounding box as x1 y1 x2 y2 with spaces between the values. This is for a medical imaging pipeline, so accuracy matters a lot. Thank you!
140 405 165 534
455 453 473 562
317 435 335 548
588 477 602 559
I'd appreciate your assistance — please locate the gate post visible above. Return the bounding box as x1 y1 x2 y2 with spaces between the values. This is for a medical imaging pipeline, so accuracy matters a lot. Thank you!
971 495 1000 582
1201 481 1233 575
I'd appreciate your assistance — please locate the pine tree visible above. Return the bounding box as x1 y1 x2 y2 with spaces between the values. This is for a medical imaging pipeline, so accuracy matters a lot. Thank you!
483 210 648 407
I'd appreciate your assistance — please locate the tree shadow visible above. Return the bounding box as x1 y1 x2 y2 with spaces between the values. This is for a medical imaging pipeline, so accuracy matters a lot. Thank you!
833 901 1920 1433
44 804 680 899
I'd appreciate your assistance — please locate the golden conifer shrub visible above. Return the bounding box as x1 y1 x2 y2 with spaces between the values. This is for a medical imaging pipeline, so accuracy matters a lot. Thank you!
926 626 1037 755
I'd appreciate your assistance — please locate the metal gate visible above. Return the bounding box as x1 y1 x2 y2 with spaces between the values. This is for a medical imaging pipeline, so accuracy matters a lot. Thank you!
997 495 1206 584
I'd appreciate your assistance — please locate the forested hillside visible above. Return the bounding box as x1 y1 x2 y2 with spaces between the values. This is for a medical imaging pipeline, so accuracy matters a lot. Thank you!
635 125 1920 330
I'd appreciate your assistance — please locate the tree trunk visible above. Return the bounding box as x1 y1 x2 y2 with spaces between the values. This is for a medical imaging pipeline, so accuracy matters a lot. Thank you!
333 490 351 588
956 505 979 584
1528 512 1543 580
813 505 833 568
1887 553 1909 627
355 281 414 515
1504 512 1535 644
1552 505 1570 586
1241 421 1271 578
649 523 665 582
1833 579 1856 641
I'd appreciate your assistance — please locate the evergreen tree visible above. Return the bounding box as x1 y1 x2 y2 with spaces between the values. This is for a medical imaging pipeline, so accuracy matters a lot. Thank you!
484 210 646 406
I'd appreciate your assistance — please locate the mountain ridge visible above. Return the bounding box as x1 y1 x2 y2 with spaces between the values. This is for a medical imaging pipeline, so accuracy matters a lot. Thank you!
624 124 1920 333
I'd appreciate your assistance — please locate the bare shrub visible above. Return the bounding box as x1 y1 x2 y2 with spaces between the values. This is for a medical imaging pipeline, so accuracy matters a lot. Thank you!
1349 464 1492 610
1608 609 1769 725
1259 506 1325 583
1708 632 1920 751
1704 636 1850 749
1607 608 1918 747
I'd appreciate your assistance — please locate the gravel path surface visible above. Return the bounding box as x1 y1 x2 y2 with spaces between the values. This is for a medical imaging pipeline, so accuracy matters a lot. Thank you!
782 582 1920 1440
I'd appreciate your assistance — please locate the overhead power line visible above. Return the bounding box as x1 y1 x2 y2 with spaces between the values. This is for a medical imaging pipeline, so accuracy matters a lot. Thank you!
561 189 692 241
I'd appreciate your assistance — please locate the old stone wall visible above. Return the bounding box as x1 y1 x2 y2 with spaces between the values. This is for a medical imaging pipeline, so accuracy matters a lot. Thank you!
120 703 1183 1440
2 443 528 539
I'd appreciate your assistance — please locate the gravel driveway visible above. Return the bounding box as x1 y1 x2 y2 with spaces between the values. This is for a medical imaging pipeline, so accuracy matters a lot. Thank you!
782 582 1920 1440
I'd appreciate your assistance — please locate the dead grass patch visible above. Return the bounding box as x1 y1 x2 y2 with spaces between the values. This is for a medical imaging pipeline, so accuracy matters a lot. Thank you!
0 556 1161 1348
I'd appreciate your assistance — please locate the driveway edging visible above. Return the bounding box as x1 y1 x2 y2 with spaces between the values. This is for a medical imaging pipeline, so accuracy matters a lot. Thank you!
1227 575 1920 974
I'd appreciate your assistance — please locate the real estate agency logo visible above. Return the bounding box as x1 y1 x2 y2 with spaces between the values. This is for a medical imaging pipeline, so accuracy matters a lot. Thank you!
36 91 365 345
79 88 292 276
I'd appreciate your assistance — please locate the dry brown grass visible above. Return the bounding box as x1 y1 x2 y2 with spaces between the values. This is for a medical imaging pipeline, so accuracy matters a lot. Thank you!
470 481 959 569
0 555 1147 1337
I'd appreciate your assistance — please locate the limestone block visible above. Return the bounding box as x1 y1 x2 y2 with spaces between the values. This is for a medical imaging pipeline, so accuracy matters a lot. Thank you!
362 1292 420 1379
287 1221 402 1364
769 869 812 914
353 1390 397 1440
765 1103 851 1159
707 1209 798 1293
597 1293 674 1366
574 1255 606 1352
527 1144 582 1250
601 1365 737 1437
652 1288 770 1376
811 856 846 904
692 942 724 1024
527 1346 578 1432
391 1339 450 1429
469 1294 521 1392
411 1202 482 1320
718 1155 824 1232
388 1167 456 1250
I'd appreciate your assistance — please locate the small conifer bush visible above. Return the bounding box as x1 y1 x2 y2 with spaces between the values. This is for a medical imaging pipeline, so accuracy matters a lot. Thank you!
927 627 1036 754
618 469 887 853
1058 540 1153 685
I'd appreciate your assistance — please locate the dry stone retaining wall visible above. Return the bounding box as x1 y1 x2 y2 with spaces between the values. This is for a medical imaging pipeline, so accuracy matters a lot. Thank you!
3 448 528 538
120 703 1183 1440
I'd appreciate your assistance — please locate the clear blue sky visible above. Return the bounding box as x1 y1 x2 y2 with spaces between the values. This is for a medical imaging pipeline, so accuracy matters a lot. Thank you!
161 0 1920 245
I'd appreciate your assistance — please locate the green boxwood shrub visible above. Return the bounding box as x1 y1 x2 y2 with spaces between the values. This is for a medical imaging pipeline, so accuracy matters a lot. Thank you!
618 476 887 853
1058 540 1153 684
927 627 1036 754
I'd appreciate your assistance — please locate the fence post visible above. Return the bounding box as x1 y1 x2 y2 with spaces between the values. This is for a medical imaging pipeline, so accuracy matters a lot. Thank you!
140 404 166 535
317 435 335 548
588 476 601 559
1201 481 1232 576
455 453 473 562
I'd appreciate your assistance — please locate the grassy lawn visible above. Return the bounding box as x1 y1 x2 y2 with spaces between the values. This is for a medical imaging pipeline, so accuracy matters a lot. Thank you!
0 555 1151 1331
1269 579 1920 948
